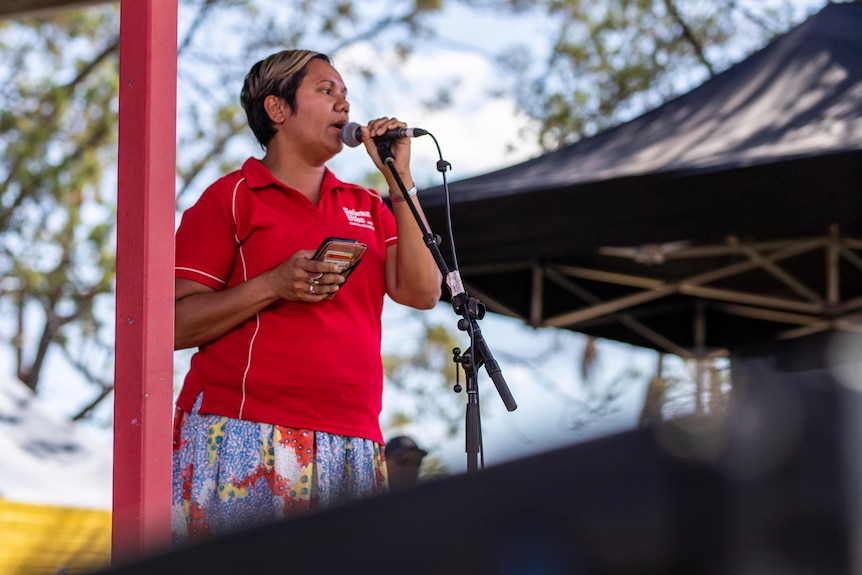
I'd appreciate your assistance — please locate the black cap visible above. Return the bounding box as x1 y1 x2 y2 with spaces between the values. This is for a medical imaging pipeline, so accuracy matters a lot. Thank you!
384 435 428 459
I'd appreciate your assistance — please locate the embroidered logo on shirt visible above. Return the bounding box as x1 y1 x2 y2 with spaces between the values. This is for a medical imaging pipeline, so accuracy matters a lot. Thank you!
343 207 375 231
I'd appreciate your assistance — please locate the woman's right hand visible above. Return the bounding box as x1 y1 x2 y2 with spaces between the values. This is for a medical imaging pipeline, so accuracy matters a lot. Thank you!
174 249 345 349
264 250 344 301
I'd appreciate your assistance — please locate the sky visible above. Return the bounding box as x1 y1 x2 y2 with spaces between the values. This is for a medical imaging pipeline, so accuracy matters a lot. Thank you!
326 3 554 186
0 0 834 503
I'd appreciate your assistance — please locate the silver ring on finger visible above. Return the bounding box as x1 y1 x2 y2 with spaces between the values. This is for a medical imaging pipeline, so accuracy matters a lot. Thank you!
309 283 315 294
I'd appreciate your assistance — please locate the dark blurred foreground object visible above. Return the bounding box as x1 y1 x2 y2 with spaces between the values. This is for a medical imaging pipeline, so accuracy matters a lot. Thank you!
102 331 861 574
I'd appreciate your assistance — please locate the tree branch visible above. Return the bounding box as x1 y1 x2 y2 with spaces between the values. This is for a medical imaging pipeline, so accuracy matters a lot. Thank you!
664 0 715 77
71 384 114 421
177 0 217 55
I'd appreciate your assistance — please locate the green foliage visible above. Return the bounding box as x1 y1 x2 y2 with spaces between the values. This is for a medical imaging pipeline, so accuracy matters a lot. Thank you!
501 0 815 149
0 6 120 397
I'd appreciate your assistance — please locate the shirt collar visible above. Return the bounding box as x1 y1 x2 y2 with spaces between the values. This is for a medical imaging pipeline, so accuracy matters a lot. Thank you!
242 157 346 194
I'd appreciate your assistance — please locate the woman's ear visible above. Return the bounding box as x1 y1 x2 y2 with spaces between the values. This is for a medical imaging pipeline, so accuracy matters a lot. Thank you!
263 95 286 123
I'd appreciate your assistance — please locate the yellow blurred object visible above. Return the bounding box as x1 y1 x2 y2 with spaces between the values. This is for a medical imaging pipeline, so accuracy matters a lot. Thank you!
0 498 111 575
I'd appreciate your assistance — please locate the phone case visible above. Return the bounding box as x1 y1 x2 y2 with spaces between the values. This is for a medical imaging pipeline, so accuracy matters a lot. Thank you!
312 237 367 280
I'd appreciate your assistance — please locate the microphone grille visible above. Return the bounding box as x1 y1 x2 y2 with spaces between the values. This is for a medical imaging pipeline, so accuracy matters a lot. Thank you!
340 122 362 148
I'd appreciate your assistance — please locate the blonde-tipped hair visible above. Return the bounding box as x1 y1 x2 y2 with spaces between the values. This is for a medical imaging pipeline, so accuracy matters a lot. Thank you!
240 49 331 147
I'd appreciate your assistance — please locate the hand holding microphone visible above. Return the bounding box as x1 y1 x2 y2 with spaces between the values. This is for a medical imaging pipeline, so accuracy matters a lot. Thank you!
340 121 428 148
343 118 426 202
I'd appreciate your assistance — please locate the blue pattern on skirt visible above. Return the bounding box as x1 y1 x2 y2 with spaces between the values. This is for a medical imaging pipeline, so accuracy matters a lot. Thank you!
172 393 387 545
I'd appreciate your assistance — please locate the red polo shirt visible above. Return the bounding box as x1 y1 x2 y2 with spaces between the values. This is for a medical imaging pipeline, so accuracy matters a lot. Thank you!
175 158 397 443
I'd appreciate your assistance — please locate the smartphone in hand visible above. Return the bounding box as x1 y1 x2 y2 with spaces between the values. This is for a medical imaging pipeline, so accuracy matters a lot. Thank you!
312 237 367 282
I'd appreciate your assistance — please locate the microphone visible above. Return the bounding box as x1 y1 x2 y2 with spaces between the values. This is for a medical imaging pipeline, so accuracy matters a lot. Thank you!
340 121 428 148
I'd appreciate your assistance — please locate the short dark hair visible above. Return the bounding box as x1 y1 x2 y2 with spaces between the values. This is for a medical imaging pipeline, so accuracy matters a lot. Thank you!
240 50 331 148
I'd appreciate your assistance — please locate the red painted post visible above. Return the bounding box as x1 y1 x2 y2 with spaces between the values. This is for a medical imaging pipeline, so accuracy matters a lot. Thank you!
113 0 177 563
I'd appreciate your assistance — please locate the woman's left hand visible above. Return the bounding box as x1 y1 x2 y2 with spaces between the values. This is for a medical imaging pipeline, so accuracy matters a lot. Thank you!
360 117 412 187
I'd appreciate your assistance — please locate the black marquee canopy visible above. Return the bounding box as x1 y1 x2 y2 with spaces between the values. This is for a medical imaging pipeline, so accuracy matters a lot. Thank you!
421 1 862 359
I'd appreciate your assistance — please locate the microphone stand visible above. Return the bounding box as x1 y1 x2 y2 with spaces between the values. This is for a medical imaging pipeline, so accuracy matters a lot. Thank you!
375 138 517 473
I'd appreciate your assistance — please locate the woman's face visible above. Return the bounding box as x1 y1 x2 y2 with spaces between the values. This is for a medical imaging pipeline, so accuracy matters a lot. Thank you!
281 58 350 162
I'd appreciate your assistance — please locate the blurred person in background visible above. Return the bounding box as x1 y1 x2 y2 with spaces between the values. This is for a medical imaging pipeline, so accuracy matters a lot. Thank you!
385 435 428 491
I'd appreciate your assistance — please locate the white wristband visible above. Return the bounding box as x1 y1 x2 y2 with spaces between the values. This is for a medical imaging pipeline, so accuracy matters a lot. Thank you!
390 186 417 202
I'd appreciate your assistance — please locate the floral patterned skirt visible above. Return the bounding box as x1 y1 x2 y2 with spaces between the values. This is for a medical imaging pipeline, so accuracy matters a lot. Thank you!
171 393 387 545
